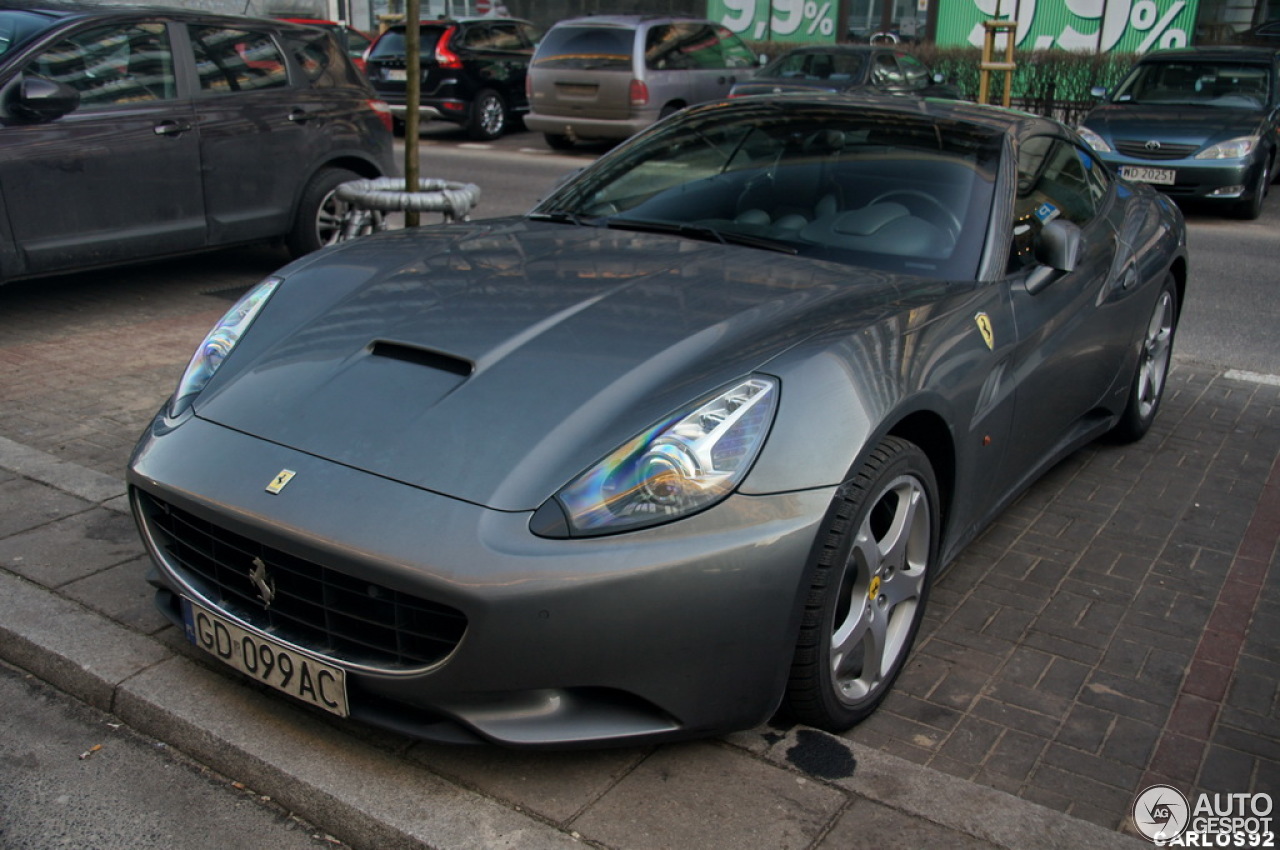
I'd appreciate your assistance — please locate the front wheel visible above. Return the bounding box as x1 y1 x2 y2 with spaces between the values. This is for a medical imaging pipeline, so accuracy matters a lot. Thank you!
1234 157 1271 220
285 167 361 258
784 437 938 732
467 89 506 141
1110 274 1178 443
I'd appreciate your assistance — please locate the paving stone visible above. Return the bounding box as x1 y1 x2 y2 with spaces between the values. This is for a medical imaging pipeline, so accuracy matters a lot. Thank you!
817 797 1001 850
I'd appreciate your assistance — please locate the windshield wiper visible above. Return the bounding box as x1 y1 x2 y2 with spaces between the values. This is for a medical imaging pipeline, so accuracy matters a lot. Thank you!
528 210 594 226
606 218 798 254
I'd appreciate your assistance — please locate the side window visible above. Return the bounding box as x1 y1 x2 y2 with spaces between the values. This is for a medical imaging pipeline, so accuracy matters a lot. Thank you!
460 23 493 49
716 27 756 69
1077 143 1111 205
646 23 728 70
190 26 288 94
284 28 355 88
1010 136 1098 270
897 54 930 90
517 23 543 47
487 23 523 50
25 21 175 108
871 54 898 86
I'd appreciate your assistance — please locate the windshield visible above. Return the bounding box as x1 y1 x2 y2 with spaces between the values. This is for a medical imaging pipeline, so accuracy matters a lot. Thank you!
535 102 1001 280
0 9 59 59
762 51 866 83
1113 60 1271 109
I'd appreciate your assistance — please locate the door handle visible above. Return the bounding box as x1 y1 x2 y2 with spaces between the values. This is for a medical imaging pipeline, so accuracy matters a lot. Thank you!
287 109 314 123
153 120 192 136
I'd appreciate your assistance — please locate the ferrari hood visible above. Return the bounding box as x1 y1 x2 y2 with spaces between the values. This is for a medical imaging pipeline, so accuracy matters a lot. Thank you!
1082 102 1265 148
193 219 914 511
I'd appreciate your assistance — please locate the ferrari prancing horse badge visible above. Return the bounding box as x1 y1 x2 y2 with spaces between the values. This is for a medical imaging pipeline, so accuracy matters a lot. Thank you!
975 312 995 351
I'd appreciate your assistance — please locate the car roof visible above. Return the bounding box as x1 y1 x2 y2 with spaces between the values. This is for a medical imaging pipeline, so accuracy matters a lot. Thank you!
1138 45 1279 63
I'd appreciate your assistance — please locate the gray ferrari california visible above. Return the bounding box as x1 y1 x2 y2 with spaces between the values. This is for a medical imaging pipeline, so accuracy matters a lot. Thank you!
128 95 1188 746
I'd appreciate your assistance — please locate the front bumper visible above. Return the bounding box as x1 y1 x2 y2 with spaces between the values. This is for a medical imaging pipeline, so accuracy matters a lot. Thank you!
1101 152 1262 201
128 412 833 746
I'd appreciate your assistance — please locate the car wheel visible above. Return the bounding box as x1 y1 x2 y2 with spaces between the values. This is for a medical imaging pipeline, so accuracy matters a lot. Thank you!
1110 274 1178 443
544 132 574 151
784 437 938 732
1235 157 1270 219
468 89 506 141
286 167 361 258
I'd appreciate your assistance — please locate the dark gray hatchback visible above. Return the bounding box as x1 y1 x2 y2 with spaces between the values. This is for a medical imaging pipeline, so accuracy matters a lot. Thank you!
0 2 396 283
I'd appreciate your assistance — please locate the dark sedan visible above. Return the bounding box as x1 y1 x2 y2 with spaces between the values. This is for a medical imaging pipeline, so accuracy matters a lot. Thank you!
128 96 1186 747
0 2 395 284
1077 46 1279 219
729 44 959 100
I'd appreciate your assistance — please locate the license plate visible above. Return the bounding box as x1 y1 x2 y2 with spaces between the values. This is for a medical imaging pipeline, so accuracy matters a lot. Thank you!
385 68 406 81
182 598 349 717
1120 166 1176 186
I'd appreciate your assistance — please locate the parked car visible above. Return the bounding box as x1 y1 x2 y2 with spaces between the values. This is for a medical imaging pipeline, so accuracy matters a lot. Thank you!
363 17 541 140
1232 19 1280 46
278 18 373 72
128 94 1187 747
525 15 758 150
1077 46 1279 219
0 2 395 284
729 44 959 100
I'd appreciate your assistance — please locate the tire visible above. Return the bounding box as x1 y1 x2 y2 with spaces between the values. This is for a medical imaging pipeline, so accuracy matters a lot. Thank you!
286 167 361 259
1110 274 1178 443
544 132 574 151
784 437 939 732
1234 157 1270 220
467 89 506 141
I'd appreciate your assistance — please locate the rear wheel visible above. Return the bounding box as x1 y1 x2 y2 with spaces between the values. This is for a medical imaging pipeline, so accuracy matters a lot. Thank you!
784 437 938 731
467 89 506 140
285 167 361 258
1110 274 1178 443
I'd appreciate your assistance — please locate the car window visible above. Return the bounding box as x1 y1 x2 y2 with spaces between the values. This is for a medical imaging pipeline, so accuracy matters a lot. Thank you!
485 22 525 50
871 54 900 86
517 23 543 47
367 25 445 60
0 9 60 59
460 23 492 49
1114 60 1272 108
716 26 757 69
284 27 357 88
897 54 930 90
23 21 176 107
767 51 865 81
1011 135 1097 270
190 26 289 93
646 23 734 71
533 25 631 70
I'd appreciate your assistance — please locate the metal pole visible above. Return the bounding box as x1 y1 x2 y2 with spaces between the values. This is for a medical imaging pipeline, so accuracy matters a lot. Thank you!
404 0 421 228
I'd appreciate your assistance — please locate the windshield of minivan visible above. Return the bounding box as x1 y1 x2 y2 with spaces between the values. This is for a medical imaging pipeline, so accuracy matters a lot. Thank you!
1114 60 1272 108
533 25 631 70
0 9 58 59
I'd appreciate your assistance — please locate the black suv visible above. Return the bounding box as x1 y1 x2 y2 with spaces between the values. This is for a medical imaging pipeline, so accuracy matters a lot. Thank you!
365 17 541 140
0 2 396 284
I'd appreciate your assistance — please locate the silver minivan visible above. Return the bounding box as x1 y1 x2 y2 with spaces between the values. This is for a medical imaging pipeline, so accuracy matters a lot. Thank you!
524 15 757 149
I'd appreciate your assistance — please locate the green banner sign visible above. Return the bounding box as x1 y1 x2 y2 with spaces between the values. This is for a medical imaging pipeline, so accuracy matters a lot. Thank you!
707 0 839 43
935 0 1200 53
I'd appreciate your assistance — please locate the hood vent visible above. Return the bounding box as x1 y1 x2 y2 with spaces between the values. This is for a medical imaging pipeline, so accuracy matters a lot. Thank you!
370 341 474 377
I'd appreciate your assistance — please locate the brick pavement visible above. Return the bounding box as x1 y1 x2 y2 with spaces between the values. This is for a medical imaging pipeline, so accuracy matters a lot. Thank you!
1 251 1276 843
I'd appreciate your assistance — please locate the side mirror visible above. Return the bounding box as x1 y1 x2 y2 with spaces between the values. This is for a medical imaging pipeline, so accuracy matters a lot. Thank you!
10 76 80 122
1090 85 1108 100
1025 219 1082 295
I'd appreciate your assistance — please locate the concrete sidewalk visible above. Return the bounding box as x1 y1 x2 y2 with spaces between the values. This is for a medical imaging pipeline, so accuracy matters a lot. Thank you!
0 434 1148 850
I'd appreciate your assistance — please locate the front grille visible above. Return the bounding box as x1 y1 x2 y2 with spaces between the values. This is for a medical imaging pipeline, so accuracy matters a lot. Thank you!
1115 140 1200 160
137 492 466 671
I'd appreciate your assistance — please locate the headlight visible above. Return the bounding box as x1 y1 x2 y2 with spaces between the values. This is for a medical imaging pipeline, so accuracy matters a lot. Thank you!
1195 136 1258 160
168 277 280 418
532 376 779 537
1076 126 1112 153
